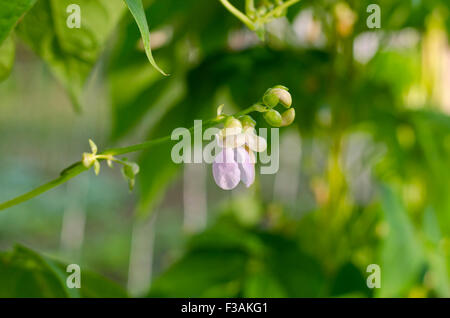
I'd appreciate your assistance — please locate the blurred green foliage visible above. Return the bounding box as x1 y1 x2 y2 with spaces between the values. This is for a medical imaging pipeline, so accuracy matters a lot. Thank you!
1 0 450 298
0 245 127 297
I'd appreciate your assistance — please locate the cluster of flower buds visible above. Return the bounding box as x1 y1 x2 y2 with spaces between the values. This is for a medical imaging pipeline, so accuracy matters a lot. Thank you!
261 85 295 127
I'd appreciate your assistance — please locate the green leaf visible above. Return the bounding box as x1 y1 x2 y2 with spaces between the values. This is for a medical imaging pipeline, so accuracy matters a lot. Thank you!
0 245 73 297
243 270 287 298
0 0 37 44
16 0 126 111
78 270 128 298
0 244 127 298
54 262 128 298
0 35 14 82
377 186 425 297
149 249 247 297
124 0 168 76
330 263 371 297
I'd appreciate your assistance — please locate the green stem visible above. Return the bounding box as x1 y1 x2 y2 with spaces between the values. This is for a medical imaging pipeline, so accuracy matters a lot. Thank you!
235 104 266 117
0 164 88 211
245 0 256 17
0 113 238 211
219 0 255 30
260 0 301 23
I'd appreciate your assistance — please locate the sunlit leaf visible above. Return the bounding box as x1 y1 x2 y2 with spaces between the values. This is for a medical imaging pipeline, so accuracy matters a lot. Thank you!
124 0 168 76
16 0 126 111
0 0 37 44
0 35 14 82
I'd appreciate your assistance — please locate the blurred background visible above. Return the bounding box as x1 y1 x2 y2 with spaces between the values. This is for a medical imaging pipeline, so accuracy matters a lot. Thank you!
1 0 450 297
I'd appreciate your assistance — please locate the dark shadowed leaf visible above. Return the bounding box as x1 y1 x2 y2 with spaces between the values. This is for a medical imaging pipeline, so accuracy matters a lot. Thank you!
0 245 127 298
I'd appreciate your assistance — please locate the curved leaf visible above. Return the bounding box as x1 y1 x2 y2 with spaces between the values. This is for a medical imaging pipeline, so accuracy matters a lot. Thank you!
124 0 168 76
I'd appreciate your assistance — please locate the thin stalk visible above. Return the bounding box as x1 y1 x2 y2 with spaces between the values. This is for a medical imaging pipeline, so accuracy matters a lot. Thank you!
0 164 88 211
219 0 255 30
245 0 256 17
260 0 301 23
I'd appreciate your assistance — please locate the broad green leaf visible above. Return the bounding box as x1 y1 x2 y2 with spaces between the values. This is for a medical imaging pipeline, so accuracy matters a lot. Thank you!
0 245 127 298
0 35 14 81
124 0 167 76
0 0 37 44
16 0 126 111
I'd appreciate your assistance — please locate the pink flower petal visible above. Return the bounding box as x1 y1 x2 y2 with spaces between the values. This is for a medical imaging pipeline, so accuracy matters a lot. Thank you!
212 148 241 190
236 147 255 188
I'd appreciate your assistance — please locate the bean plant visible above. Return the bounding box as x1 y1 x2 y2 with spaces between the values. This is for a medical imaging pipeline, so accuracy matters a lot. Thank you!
0 0 450 299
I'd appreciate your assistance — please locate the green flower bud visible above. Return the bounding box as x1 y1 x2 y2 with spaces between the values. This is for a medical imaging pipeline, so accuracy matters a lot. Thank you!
271 87 292 108
122 161 140 191
263 87 292 108
263 89 280 108
82 153 96 168
281 108 295 127
263 109 282 127
224 116 242 129
240 115 256 128
273 84 289 90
